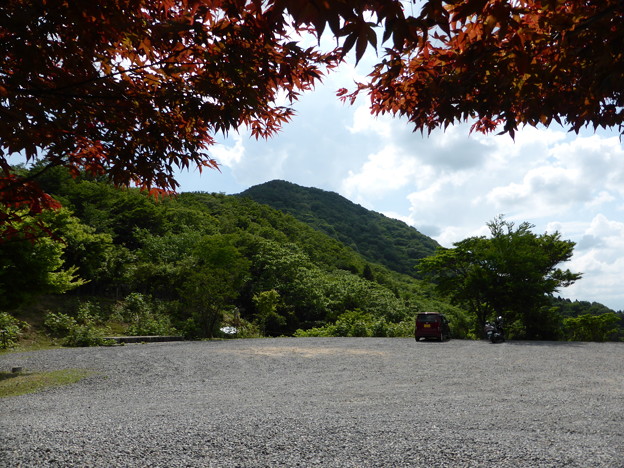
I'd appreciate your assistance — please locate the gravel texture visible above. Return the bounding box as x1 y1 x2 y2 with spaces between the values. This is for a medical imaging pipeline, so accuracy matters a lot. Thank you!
1 337 623 467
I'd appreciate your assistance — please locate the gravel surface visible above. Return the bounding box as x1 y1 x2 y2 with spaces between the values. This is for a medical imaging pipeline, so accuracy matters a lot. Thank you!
1 338 623 467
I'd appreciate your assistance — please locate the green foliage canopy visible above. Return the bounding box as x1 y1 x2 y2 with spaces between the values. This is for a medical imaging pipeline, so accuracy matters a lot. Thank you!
9 168 617 342
418 216 582 339
240 180 439 277
0 208 87 310
563 313 621 342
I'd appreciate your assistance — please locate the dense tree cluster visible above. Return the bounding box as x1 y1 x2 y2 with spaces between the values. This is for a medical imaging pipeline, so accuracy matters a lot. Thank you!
552 297 623 341
418 216 584 339
240 180 439 277
3 167 466 342
1 170 621 346
2 1 623 346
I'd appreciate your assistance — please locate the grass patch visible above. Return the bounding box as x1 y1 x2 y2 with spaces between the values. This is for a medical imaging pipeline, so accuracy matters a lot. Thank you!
0 337 60 355
0 368 94 398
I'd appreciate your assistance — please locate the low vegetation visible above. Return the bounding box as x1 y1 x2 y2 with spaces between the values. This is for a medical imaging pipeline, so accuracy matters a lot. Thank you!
0 369 94 398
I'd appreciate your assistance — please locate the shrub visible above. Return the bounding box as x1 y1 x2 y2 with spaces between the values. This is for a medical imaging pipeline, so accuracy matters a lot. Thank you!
44 311 77 337
113 293 177 336
44 304 115 347
293 310 414 338
371 319 389 337
350 320 371 337
63 325 115 347
386 320 413 337
337 310 377 337
0 312 27 349
563 313 621 342
128 314 175 336
76 301 106 325
112 292 151 322
293 325 337 337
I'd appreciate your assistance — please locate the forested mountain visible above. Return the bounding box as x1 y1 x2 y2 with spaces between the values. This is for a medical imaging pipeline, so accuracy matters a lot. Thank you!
239 180 439 277
3 167 467 346
2 168 621 348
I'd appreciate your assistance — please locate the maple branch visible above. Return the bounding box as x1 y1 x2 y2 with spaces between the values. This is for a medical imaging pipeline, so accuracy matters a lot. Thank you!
0 161 57 195
12 42 198 98
571 0 624 32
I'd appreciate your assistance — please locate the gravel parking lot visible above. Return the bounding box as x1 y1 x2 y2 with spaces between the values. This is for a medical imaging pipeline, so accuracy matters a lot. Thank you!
1 338 623 467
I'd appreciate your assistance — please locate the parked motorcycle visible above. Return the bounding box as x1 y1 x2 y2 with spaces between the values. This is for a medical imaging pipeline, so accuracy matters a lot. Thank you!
484 317 505 343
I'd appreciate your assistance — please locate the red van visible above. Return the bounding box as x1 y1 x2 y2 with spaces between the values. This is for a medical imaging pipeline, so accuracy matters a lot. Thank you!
414 312 451 341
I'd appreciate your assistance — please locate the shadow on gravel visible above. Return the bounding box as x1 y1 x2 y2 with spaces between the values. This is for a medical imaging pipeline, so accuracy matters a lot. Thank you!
505 340 586 347
0 372 21 382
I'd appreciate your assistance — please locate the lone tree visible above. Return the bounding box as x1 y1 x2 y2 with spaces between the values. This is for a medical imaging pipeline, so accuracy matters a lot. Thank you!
418 216 582 339
2 0 622 238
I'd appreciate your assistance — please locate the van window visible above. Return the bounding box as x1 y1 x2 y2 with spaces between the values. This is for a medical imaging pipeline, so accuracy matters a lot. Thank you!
417 314 439 323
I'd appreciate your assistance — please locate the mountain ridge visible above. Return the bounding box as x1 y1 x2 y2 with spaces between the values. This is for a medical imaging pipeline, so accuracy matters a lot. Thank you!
238 180 439 277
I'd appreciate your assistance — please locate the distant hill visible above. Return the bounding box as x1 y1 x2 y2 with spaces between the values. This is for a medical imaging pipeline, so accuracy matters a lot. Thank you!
238 180 439 276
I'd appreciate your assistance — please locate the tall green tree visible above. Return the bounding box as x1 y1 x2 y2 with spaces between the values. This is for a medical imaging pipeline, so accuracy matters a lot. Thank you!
178 235 250 338
418 216 582 339
252 289 283 336
0 208 86 310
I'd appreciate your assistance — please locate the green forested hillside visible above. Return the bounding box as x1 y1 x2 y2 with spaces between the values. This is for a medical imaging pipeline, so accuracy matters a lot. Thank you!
2 167 467 346
3 169 620 348
239 180 439 277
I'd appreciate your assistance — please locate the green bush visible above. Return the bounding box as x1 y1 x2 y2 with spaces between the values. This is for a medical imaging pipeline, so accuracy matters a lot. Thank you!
0 312 27 349
232 321 262 338
386 320 413 337
350 319 371 337
76 300 106 325
293 325 336 337
128 314 175 336
371 319 389 337
63 324 115 347
44 311 77 337
294 310 414 338
44 304 115 347
563 313 621 342
113 293 177 336
111 292 151 322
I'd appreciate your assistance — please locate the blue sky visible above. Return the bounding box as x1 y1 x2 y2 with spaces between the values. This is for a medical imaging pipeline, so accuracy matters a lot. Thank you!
175 61 624 312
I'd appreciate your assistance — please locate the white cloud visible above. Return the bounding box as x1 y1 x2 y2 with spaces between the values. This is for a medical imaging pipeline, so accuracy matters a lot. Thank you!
479 132 624 221
177 66 624 310
558 215 624 309
484 165 586 218
340 144 420 202
348 105 394 138
551 135 624 200
211 132 246 167
585 214 624 241
413 124 489 171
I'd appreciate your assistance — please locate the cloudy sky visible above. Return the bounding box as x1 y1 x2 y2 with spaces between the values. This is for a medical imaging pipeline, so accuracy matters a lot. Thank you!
175 59 624 312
